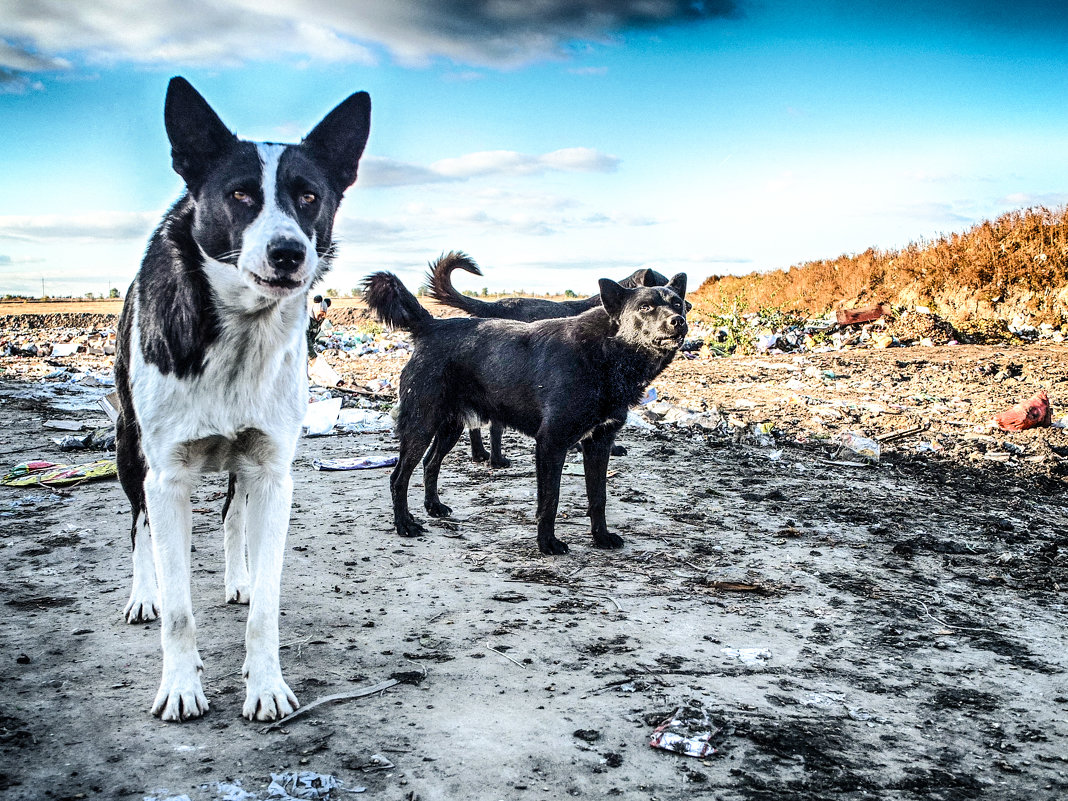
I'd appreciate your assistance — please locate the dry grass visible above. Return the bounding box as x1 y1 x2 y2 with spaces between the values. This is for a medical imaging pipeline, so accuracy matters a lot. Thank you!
693 205 1068 326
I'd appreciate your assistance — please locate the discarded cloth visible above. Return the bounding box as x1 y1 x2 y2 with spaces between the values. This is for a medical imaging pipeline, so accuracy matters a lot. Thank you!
2 459 117 487
312 456 398 471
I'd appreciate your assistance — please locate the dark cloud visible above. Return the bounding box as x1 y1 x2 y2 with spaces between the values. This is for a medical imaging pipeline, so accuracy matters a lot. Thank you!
0 0 740 73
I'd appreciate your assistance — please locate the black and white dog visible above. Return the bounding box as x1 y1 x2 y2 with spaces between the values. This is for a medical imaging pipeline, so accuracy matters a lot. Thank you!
115 77 370 721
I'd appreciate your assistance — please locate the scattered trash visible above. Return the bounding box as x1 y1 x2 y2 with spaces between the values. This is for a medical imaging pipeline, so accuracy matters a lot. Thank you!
53 427 115 451
649 705 722 758
836 304 890 326
836 432 881 463
312 456 398 471
992 390 1052 431
99 391 120 424
2 459 117 487
43 419 88 431
336 408 392 433
302 397 342 436
266 772 346 799
720 647 773 665
308 356 343 388
50 343 82 357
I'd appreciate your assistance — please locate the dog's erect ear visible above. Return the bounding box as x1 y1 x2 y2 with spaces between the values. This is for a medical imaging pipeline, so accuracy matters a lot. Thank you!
164 77 237 190
667 273 688 300
302 92 371 193
598 278 632 320
637 269 659 287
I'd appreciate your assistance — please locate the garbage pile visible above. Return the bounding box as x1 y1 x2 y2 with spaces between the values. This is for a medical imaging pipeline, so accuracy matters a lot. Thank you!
309 320 412 362
699 303 1065 356
1 315 117 360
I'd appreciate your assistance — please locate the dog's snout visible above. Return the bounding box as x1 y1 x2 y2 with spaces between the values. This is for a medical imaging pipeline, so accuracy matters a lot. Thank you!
669 314 687 330
266 239 306 273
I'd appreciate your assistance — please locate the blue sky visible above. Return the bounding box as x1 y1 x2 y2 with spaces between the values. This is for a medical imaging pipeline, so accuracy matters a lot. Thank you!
1 0 1067 298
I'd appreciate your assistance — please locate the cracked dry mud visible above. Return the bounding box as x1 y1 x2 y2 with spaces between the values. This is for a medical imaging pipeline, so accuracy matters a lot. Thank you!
1 337 1067 801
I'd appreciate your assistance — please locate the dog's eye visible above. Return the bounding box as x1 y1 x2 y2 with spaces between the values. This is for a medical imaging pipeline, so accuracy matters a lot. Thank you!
300 192 318 206
640 304 653 312
231 190 254 206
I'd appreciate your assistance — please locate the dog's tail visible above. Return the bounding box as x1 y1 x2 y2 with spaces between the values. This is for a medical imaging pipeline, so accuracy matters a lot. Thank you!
362 272 433 335
425 251 500 317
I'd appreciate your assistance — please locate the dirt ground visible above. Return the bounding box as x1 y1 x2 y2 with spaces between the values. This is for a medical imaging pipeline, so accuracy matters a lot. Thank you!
1 309 1067 801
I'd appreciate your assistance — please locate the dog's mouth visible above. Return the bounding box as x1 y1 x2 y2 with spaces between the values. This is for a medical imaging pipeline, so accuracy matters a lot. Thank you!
653 332 687 349
250 272 305 294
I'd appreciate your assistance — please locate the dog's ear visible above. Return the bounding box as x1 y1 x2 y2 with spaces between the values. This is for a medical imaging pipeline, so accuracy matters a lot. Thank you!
302 92 371 193
598 278 632 320
667 273 688 300
637 269 659 287
164 77 237 191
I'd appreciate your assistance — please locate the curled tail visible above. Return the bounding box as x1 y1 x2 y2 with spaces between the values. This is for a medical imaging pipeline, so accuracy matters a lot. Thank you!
425 251 501 317
361 272 433 334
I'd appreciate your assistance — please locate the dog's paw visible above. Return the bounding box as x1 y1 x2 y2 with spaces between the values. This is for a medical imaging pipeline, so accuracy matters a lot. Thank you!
425 500 452 518
225 583 251 605
471 448 490 463
397 512 426 537
152 665 209 721
538 536 570 556
490 456 511 469
124 592 160 624
593 531 625 550
610 444 627 457
242 677 298 722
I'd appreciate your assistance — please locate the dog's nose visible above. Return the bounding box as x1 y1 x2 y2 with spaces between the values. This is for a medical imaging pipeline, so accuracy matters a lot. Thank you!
266 239 306 273
669 315 686 330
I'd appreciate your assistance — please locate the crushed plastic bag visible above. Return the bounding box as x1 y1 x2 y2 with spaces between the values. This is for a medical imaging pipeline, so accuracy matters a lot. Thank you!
836 431 880 462
302 397 342 436
649 705 722 758
992 390 1052 431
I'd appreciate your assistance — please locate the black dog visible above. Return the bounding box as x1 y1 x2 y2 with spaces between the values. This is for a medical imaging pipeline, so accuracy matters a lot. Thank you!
363 268 688 555
426 251 671 466
427 251 669 322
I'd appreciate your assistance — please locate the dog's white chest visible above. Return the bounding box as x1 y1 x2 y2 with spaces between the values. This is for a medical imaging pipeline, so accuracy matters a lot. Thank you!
130 301 307 468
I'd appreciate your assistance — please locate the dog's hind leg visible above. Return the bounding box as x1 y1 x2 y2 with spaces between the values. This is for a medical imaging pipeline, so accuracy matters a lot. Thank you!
222 472 250 604
423 417 464 517
581 425 624 549
118 413 160 623
534 436 570 555
124 510 159 623
144 466 209 721
240 465 298 721
488 421 510 469
391 425 435 537
469 427 490 462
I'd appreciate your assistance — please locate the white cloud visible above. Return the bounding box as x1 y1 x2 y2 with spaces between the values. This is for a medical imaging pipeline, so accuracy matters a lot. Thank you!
0 211 158 242
360 147 619 187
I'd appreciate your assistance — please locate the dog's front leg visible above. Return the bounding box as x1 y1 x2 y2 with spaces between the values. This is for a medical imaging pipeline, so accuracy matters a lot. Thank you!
581 426 624 549
240 468 298 721
144 468 209 721
222 472 250 604
534 439 569 555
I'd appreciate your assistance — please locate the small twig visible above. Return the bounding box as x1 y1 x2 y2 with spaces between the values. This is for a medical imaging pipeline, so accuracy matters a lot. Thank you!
605 596 625 613
485 643 527 669
262 678 399 731
916 601 996 633
567 563 588 579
